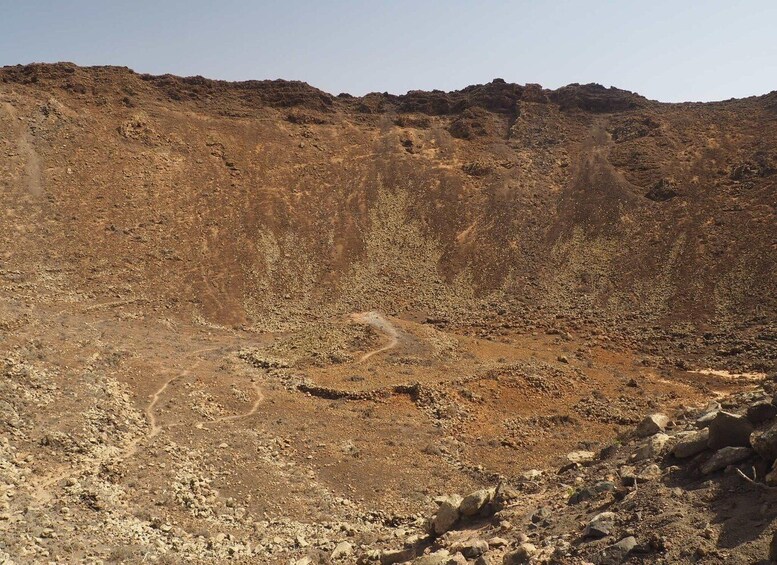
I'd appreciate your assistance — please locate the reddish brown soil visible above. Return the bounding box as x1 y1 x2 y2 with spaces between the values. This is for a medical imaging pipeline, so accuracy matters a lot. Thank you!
0 63 774 563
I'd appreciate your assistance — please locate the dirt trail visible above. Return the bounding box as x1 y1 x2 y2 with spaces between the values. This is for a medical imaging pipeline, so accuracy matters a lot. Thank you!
31 347 219 505
214 380 265 423
350 311 400 362
147 360 202 437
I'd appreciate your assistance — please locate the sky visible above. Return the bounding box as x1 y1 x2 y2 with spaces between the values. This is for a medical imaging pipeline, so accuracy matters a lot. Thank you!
1 0 775 102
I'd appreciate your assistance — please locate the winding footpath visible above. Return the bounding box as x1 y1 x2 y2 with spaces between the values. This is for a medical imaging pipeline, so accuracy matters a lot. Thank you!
350 311 401 363
31 347 220 505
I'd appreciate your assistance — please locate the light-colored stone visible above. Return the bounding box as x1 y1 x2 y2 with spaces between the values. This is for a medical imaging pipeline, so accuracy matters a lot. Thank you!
431 495 463 535
635 413 669 437
446 553 468 565
381 547 415 565
503 543 536 564
459 488 493 516
631 433 670 461
751 422 777 463
567 450 596 464
700 446 753 474
450 539 488 559
520 469 543 480
672 429 709 458
412 550 450 565
331 541 353 559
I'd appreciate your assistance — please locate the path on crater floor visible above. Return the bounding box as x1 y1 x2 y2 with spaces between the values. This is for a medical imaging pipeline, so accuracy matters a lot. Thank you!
31 346 228 505
350 311 400 363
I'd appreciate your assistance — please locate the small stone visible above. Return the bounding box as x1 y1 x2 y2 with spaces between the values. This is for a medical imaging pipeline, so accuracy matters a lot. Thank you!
381 548 415 565
583 511 616 538
707 411 753 450
569 480 615 503
412 550 450 565
631 433 670 461
672 429 709 458
331 541 353 559
638 464 662 481
446 553 468 565
520 469 543 480
635 413 670 437
489 537 508 547
503 543 537 564
600 536 637 563
450 539 488 559
531 506 551 524
700 446 753 474
567 450 596 465
747 401 777 424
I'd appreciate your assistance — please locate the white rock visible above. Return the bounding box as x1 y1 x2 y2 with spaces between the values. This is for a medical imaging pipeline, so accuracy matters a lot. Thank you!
635 413 670 437
567 450 596 464
431 495 462 535
459 488 493 516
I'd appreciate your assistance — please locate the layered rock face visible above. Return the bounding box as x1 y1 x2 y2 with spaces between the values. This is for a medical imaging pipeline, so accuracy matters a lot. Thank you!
1 64 775 345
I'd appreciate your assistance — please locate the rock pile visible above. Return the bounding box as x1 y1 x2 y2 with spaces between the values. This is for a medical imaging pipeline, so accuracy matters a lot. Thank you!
350 382 777 564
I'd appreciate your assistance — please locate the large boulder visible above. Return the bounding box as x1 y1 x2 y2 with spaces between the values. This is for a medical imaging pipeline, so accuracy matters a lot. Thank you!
459 488 493 516
707 411 753 450
750 422 777 463
672 429 709 458
431 495 463 536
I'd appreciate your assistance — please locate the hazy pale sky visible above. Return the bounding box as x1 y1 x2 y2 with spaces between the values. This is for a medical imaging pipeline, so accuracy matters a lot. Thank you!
1 0 775 102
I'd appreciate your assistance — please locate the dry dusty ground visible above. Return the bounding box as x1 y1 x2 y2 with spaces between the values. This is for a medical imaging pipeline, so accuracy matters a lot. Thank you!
0 293 759 563
0 64 775 563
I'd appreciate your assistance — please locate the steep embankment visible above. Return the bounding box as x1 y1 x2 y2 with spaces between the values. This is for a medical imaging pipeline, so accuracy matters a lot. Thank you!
0 63 775 355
